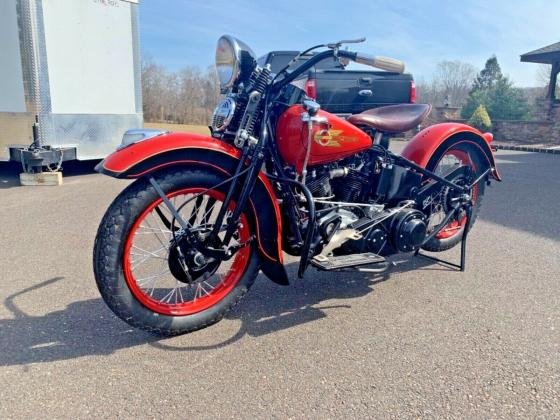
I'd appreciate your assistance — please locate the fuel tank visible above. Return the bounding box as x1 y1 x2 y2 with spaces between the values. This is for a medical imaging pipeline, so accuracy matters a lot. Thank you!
276 105 372 172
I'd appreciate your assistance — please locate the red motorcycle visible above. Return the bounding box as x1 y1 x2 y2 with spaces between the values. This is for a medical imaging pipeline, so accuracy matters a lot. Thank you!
94 36 501 335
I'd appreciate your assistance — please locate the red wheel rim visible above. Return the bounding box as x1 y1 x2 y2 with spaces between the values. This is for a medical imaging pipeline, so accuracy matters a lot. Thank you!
122 188 251 316
431 149 479 240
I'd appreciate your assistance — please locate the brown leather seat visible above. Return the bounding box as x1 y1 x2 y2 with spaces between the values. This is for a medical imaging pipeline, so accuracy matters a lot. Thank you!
347 104 432 133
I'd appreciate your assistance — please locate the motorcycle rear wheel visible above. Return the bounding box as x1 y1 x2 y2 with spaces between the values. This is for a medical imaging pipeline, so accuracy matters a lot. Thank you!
421 143 486 252
93 168 260 336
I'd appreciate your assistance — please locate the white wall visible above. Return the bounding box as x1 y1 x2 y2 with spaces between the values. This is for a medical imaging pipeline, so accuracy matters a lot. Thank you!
0 0 26 113
42 0 136 115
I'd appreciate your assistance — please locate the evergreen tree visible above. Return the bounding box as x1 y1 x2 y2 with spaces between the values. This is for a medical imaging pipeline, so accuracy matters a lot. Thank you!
472 55 503 91
461 55 531 120
486 77 530 120
468 105 492 131
461 90 488 120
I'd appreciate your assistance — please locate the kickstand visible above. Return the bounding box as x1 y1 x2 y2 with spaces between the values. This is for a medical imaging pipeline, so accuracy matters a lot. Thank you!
415 204 472 272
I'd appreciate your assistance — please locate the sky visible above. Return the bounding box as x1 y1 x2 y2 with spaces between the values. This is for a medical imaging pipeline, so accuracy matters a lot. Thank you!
139 0 560 87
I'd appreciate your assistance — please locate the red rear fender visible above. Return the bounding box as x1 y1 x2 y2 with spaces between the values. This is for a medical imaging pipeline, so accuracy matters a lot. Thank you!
401 123 501 181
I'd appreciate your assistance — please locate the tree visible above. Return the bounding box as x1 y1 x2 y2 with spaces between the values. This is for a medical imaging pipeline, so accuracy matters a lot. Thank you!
415 77 441 107
141 56 168 122
468 104 492 131
416 61 476 107
461 90 486 119
434 60 477 106
536 64 551 87
141 58 221 125
472 55 503 91
461 56 531 120
487 77 531 120
536 64 559 98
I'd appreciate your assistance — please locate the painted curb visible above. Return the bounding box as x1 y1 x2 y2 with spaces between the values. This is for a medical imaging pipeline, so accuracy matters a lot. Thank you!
494 144 560 155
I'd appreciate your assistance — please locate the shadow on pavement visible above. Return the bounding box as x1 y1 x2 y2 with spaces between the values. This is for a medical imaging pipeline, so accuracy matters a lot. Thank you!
150 257 445 352
0 259 438 366
0 277 156 366
0 162 22 189
0 160 101 190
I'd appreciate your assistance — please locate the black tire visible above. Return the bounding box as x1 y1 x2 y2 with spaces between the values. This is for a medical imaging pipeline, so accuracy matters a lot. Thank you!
421 143 486 252
93 168 260 336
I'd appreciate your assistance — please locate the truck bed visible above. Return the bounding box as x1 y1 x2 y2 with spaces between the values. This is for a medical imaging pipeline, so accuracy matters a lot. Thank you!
312 69 414 115
259 50 414 116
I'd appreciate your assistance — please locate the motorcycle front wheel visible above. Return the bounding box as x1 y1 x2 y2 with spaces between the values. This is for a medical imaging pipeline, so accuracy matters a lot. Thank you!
93 168 260 336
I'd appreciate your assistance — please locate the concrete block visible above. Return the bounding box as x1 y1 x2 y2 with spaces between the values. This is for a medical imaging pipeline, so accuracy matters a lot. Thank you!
19 171 63 186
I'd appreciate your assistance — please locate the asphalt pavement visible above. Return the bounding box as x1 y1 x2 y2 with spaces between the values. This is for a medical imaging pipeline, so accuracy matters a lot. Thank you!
0 148 558 418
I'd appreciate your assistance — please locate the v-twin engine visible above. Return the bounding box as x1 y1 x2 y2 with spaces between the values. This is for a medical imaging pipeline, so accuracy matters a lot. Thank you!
316 203 427 258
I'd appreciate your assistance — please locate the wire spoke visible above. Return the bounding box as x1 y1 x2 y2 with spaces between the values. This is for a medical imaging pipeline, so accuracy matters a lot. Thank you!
151 208 174 242
188 195 205 226
131 253 166 271
192 281 213 301
177 283 185 303
131 244 167 259
202 280 216 294
137 269 169 284
137 225 172 234
141 220 169 250
140 277 160 296
201 197 219 225
193 283 200 301
161 286 177 304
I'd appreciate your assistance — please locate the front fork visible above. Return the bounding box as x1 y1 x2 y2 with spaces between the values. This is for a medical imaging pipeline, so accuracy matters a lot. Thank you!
209 147 262 247
147 144 263 263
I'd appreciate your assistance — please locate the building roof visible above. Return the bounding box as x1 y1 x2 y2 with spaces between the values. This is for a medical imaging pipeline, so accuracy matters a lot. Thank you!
520 42 560 64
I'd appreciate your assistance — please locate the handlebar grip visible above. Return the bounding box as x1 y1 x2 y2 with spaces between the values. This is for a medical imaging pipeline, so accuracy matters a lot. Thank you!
355 53 405 73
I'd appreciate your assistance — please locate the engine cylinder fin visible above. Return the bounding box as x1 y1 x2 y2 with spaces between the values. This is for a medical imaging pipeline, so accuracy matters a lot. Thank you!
335 168 366 202
306 171 331 197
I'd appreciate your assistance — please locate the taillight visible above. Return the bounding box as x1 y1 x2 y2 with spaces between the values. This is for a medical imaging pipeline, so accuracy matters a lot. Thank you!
410 80 416 103
305 78 317 99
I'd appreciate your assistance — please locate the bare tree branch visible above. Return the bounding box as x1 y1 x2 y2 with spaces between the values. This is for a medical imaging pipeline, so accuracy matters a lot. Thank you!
142 59 220 125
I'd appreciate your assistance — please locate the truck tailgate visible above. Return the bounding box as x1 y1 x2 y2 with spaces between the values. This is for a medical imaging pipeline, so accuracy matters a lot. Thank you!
314 70 413 115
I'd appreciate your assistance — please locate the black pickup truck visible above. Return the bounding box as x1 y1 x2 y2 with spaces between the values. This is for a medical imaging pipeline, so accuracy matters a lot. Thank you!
258 51 415 115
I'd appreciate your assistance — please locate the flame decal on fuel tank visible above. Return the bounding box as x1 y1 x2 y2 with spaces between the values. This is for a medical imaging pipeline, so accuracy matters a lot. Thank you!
275 105 372 169
314 129 358 147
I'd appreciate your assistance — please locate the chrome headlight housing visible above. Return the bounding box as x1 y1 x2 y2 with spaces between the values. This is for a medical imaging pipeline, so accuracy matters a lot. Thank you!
211 97 236 132
215 35 256 93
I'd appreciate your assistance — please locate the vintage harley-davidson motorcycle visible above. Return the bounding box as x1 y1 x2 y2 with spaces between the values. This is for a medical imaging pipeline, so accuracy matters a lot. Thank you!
94 36 501 335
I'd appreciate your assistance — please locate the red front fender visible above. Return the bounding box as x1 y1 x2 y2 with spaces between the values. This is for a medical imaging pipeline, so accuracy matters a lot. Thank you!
402 123 501 181
100 131 242 176
96 131 289 285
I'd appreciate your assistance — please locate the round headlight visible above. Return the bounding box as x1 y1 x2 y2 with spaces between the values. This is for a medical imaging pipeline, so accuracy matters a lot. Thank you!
215 36 240 91
215 35 256 93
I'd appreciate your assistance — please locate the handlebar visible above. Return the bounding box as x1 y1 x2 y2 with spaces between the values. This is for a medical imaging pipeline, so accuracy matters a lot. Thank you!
272 49 405 91
338 50 405 73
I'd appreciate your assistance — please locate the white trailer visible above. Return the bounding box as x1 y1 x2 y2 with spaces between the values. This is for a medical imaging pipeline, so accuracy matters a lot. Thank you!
0 0 142 168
